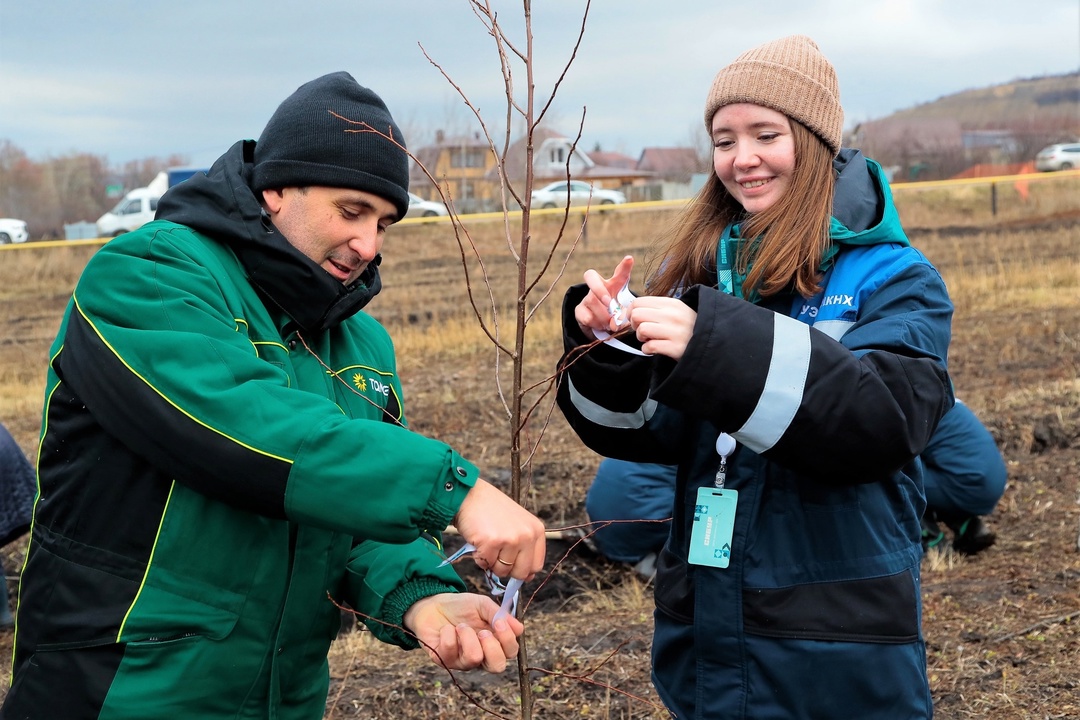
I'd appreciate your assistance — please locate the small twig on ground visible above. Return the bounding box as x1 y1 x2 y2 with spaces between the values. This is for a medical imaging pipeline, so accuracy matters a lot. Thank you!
991 610 1080 643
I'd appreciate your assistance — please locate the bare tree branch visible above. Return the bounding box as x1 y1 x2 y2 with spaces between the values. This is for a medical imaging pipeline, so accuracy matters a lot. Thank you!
330 595 516 720
991 610 1080 644
329 111 513 357
533 0 592 130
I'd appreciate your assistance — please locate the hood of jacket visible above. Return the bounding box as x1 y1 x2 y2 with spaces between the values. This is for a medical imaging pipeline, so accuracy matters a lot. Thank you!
829 147 908 247
155 140 382 334
720 148 908 300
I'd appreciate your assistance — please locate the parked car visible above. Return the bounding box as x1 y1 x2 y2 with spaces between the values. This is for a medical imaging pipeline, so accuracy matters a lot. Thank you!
531 180 626 209
405 192 449 218
1035 142 1080 172
0 218 29 244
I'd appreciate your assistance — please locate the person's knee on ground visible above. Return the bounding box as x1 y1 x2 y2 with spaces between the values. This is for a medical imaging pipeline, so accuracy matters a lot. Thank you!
585 459 676 572
920 403 1006 556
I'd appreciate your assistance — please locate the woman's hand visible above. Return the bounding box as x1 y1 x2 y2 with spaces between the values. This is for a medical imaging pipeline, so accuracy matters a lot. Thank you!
627 296 697 360
575 255 635 336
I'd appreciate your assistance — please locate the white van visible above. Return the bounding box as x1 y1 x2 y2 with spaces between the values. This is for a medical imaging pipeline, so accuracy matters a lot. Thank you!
95 187 161 237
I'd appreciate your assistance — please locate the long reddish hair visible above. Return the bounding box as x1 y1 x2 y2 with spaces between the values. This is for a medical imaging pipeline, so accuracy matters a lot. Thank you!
647 121 836 300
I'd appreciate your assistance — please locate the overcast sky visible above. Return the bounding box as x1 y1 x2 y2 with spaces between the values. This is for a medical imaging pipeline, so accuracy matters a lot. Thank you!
1 0 1077 168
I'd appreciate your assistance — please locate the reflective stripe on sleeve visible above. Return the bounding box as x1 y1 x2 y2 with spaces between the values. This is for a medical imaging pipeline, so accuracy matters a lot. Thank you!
735 314 811 453
810 318 854 342
567 376 658 429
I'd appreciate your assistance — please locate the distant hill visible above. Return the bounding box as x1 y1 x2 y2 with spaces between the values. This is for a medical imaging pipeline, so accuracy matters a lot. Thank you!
887 72 1079 132
849 72 1079 181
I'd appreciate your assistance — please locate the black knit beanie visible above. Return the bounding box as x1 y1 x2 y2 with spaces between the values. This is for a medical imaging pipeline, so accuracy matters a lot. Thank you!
251 71 410 219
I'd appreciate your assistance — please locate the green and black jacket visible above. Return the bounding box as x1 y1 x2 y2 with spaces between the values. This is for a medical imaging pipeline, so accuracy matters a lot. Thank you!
5 141 475 719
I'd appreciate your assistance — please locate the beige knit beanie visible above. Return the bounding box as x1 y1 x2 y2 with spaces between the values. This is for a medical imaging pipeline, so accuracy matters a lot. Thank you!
704 35 843 156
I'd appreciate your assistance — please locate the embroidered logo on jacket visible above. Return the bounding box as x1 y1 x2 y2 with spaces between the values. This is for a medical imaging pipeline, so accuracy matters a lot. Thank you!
798 294 855 321
336 364 398 422
350 370 390 397
821 294 854 308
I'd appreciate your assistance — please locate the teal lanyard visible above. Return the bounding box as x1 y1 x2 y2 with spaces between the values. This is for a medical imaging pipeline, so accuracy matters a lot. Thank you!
716 223 742 298
717 221 842 301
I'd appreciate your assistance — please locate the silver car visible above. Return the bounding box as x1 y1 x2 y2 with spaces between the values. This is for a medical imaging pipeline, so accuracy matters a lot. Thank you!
405 192 449 218
531 180 627 209
1035 142 1080 172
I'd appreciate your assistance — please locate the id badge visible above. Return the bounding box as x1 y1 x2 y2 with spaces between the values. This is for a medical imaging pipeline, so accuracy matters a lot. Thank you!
688 486 738 569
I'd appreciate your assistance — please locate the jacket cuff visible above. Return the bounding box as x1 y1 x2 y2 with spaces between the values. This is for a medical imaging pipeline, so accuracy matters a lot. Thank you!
421 449 477 531
377 577 464 649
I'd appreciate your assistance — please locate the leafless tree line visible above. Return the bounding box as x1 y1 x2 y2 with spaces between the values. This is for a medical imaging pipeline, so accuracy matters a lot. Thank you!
0 140 186 239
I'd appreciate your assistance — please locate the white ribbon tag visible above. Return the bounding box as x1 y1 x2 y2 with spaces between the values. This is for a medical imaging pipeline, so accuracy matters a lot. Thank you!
592 280 651 356
438 542 522 625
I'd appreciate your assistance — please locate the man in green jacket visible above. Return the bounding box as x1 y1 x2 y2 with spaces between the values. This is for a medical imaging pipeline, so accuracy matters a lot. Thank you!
2 72 545 719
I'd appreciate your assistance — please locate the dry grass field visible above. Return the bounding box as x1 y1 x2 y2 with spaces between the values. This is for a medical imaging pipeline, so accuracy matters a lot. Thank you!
1 172 1078 718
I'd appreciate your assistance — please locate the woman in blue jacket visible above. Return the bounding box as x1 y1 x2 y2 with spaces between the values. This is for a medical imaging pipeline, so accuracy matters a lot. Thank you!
556 35 951 718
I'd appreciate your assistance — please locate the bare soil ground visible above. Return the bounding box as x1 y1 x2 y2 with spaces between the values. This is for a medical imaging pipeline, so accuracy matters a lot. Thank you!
1 203 1078 719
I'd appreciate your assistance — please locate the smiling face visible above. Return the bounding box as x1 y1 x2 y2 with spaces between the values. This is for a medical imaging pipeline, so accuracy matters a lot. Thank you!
710 103 796 215
261 186 398 285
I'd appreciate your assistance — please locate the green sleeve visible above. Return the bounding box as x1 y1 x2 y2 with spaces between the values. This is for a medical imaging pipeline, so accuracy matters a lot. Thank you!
344 535 467 648
63 223 477 544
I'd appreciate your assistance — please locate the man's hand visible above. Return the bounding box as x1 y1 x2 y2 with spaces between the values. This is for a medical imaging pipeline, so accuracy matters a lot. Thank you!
453 478 545 580
403 593 523 673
